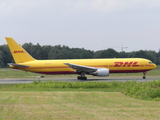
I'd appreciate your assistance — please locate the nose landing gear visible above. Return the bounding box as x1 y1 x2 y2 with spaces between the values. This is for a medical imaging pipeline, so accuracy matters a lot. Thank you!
143 76 146 79
143 72 147 79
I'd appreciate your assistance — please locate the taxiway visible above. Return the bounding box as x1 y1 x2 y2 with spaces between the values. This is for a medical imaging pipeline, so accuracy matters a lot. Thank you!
0 77 159 84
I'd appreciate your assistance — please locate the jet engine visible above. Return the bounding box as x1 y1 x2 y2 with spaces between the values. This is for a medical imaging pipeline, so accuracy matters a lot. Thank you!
90 68 109 77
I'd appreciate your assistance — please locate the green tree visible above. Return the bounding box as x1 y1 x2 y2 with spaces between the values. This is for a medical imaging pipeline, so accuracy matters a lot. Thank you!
130 50 156 63
41 45 52 59
0 51 5 67
0 45 13 67
99 48 119 58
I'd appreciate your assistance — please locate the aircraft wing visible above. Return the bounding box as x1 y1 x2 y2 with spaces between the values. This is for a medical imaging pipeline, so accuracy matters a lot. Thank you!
64 63 97 73
8 63 30 68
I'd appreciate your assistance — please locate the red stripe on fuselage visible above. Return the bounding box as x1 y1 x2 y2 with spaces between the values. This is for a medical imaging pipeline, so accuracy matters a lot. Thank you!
32 69 152 75
110 69 152 73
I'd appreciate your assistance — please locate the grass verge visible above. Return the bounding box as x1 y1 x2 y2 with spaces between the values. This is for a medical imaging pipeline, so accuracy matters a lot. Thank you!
1 80 160 119
1 80 160 101
0 91 160 120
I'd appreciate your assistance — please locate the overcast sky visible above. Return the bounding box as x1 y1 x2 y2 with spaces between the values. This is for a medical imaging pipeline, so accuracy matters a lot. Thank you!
0 0 160 52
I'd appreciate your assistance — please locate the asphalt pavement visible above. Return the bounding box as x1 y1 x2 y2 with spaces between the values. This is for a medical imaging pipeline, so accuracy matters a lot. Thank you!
0 77 159 84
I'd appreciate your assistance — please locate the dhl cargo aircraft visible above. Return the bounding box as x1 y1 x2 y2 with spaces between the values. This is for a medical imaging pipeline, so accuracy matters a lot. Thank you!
5 37 156 80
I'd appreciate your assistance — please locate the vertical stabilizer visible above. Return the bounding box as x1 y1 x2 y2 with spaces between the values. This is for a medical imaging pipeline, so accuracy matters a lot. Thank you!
5 37 36 63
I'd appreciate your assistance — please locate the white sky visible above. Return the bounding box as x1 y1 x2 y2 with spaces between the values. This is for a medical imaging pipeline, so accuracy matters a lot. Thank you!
0 0 160 52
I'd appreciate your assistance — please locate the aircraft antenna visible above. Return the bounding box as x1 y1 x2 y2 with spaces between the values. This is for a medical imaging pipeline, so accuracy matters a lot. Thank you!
121 45 128 52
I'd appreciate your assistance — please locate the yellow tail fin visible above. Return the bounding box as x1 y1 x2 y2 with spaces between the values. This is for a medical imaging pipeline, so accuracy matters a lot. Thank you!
5 37 36 63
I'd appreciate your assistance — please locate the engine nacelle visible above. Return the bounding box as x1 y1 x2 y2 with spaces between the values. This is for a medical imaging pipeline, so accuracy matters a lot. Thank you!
90 68 109 77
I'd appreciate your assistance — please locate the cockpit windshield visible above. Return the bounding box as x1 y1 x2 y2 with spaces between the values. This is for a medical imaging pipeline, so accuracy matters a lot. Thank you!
149 62 153 64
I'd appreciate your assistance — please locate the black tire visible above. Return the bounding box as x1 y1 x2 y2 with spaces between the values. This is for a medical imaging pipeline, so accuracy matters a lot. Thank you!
84 77 87 80
77 76 81 80
77 76 87 80
143 76 146 79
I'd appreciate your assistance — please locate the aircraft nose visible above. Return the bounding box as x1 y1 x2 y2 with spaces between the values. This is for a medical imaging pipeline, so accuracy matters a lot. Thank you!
154 63 157 68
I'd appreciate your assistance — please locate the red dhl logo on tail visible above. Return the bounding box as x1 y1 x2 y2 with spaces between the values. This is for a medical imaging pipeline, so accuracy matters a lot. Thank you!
114 62 139 67
13 50 26 53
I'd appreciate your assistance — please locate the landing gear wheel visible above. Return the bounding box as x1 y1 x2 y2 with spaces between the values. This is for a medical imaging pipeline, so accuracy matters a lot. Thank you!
143 72 147 79
77 72 87 80
77 76 81 80
83 77 87 80
143 76 146 79
77 76 87 80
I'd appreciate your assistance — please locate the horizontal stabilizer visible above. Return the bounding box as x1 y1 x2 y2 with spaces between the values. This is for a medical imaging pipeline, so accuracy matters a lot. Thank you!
8 63 30 68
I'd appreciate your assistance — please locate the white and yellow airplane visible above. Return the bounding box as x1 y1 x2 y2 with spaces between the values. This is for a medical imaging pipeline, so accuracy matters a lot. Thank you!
5 37 156 80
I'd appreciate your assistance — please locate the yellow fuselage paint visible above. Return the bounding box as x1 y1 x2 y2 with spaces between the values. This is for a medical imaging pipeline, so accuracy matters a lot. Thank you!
10 58 156 75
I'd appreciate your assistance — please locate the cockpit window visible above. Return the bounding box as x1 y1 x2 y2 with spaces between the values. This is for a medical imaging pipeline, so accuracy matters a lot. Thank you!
149 62 153 64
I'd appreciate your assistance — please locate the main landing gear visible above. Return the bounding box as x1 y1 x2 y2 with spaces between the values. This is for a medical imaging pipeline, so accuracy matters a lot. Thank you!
77 76 87 80
143 72 147 79
77 72 87 80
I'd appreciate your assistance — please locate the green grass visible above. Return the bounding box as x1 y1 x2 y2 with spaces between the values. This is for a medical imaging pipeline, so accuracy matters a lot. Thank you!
0 80 160 119
1 80 160 101
0 91 160 120
0 68 41 78
0 66 160 120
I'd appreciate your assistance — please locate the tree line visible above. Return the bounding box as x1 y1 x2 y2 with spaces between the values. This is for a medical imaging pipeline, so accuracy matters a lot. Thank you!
0 42 160 67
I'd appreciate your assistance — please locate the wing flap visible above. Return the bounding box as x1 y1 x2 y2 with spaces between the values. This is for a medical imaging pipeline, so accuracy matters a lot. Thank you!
64 63 96 73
